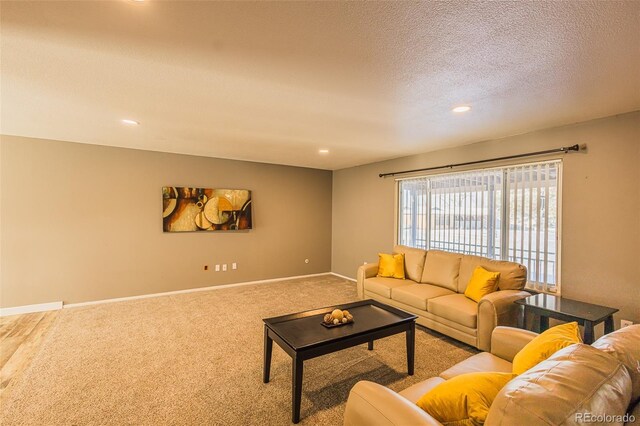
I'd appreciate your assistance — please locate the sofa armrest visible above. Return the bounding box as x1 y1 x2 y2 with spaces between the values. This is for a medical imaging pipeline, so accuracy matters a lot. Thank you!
477 290 530 352
344 381 443 426
356 263 378 299
490 326 538 362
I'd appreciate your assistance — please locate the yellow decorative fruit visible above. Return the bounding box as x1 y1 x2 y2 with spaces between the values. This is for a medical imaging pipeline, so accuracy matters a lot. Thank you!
324 314 332 324
342 317 348 323
343 310 350 316
333 318 340 325
331 309 344 321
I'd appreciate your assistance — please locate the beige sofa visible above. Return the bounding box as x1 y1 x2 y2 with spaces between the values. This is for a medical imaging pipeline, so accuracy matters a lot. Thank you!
344 325 640 426
357 246 529 351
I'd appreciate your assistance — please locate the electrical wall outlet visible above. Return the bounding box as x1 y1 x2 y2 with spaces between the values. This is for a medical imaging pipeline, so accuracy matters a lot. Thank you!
215 264 220 272
232 262 237 270
621 319 633 328
222 264 227 272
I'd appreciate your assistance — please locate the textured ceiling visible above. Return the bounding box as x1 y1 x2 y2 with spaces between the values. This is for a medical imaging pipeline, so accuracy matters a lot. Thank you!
1 1 639 170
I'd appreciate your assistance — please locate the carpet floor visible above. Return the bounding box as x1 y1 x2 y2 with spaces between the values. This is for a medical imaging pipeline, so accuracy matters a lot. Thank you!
1 275 477 425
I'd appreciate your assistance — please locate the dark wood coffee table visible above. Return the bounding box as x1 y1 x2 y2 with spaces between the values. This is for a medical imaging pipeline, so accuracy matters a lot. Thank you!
515 293 618 344
262 299 417 423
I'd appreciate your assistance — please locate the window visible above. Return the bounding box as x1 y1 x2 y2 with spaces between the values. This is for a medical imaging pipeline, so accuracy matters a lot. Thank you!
398 160 561 293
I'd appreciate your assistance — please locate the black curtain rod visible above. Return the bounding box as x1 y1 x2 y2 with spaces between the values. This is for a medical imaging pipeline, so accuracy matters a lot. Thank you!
379 144 582 178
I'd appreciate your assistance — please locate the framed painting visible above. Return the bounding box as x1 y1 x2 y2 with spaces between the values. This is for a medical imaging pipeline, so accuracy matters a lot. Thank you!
162 187 252 232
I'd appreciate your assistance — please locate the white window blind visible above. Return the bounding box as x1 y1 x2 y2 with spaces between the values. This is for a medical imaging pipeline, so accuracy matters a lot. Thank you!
504 163 560 292
398 160 561 293
399 177 429 250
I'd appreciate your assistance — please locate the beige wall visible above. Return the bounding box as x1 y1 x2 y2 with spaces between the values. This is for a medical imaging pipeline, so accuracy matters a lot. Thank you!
0 136 332 307
332 111 640 326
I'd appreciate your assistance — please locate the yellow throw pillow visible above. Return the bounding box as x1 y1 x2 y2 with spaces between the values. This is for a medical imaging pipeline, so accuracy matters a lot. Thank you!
464 266 500 302
377 253 405 279
512 322 582 375
416 372 516 425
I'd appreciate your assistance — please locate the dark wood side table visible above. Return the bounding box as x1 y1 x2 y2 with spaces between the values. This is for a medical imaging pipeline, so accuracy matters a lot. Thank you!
515 293 618 344
263 299 417 423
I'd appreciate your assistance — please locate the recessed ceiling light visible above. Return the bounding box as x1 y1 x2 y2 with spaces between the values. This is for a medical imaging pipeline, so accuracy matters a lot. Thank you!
452 105 471 113
319 149 329 154
121 119 139 125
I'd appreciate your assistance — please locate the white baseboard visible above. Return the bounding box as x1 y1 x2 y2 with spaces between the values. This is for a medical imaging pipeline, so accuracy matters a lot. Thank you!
63 272 333 309
0 301 63 317
331 272 356 282
2 272 343 314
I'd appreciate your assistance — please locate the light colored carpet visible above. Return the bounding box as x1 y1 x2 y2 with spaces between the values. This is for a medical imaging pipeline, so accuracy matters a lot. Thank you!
1 275 476 425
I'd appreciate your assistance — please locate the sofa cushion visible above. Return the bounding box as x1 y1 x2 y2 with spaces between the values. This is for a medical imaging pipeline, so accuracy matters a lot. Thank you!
399 377 446 404
420 250 462 292
416 372 516 426
459 254 526 292
486 344 632 425
392 284 455 311
592 324 640 404
394 245 427 282
464 266 500 302
363 277 411 299
377 253 405 279
512 322 582 375
440 352 513 380
427 294 477 329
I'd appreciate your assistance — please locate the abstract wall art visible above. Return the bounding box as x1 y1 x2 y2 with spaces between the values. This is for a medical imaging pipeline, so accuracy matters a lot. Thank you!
162 187 252 232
